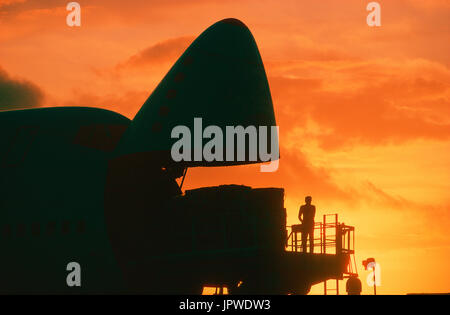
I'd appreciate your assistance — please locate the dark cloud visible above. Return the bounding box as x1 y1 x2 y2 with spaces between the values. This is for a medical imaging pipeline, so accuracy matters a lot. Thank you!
0 67 44 111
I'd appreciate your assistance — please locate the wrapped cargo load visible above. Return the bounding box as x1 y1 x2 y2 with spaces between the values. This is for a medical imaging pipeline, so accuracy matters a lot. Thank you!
168 185 286 254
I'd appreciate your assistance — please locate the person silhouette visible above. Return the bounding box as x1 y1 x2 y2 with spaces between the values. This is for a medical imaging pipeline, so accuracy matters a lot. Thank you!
298 196 316 253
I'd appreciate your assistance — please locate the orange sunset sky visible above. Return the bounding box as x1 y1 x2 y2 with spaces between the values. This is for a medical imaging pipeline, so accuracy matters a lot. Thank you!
1 0 449 294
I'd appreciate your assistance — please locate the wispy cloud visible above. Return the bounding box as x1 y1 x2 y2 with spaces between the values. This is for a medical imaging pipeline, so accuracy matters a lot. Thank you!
117 36 194 69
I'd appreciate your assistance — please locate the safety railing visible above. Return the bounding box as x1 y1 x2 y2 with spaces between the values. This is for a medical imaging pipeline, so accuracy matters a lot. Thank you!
286 214 358 275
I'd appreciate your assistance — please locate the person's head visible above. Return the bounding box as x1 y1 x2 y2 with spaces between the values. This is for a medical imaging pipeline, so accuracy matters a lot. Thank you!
305 196 312 205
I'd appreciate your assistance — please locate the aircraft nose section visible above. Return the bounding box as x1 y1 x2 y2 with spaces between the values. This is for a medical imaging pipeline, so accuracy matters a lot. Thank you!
115 18 278 167
188 18 255 60
220 18 248 27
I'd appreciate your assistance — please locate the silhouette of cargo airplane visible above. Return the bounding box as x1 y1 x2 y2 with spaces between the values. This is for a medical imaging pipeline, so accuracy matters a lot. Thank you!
0 18 352 294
